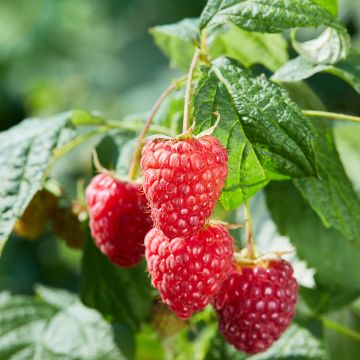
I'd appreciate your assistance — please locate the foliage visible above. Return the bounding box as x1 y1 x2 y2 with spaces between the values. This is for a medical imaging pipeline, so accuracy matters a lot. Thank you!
1 0 360 359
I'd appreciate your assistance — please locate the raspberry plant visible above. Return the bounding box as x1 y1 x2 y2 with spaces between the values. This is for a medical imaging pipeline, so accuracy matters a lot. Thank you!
1 0 360 359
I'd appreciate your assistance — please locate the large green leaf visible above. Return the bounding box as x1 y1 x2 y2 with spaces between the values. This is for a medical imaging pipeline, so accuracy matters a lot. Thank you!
300 285 360 314
150 18 199 70
81 237 153 331
277 79 360 244
200 0 343 33
0 113 76 253
193 57 317 209
0 110 118 253
294 121 360 243
0 286 134 360
273 50 360 94
313 0 338 16
266 181 360 302
209 25 288 71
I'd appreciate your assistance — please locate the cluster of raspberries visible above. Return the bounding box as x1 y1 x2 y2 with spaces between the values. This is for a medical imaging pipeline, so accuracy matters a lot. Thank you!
86 135 298 354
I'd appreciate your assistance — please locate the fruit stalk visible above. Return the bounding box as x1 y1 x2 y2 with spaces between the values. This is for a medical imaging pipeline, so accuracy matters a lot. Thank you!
128 82 178 181
245 200 255 259
182 48 201 133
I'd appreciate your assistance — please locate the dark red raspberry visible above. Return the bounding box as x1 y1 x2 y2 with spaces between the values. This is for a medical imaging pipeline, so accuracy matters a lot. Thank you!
145 224 234 319
86 173 152 267
213 260 298 354
141 136 228 238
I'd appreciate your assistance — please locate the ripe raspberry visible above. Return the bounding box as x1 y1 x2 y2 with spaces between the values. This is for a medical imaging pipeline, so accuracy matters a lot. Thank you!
145 224 234 319
213 260 298 354
14 189 58 239
141 136 228 238
52 206 86 249
86 173 152 267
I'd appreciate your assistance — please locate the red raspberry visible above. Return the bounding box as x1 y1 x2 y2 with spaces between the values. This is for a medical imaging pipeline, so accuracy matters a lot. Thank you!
213 260 298 354
86 173 152 267
145 224 234 319
141 136 228 238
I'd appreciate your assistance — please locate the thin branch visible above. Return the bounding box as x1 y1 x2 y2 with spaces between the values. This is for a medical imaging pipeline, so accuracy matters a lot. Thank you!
321 317 360 342
128 81 178 180
303 110 360 124
183 49 201 133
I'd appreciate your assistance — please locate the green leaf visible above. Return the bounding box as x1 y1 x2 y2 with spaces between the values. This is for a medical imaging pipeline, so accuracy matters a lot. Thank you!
193 57 317 209
334 124 360 193
150 18 199 70
300 285 360 314
95 128 137 177
81 237 153 331
272 56 329 82
135 325 165 360
294 121 360 243
209 25 288 71
330 50 360 94
164 308 218 360
312 0 338 16
266 181 360 301
273 50 360 94
250 321 328 359
0 286 134 360
200 0 343 33
291 28 350 65
280 81 326 111
0 113 76 254
206 321 328 359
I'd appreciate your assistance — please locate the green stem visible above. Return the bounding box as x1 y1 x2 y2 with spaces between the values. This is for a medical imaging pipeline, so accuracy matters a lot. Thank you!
182 49 201 133
244 201 255 260
128 81 178 181
303 110 360 124
46 125 113 177
46 122 174 178
321 317 360 342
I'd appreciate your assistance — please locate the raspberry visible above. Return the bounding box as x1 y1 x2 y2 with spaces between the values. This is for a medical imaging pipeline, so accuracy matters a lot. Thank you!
86 173 152 267
145 224 234 319
213 260 298 354
141 136 228 238
14 189 58 239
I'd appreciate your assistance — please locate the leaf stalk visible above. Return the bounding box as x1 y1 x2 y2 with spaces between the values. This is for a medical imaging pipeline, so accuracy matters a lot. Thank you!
321 317 360 342
245 200 255 260
303 110 360 123
182 48 201 133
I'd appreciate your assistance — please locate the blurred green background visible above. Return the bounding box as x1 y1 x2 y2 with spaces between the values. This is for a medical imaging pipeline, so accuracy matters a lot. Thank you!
1 0 360 319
